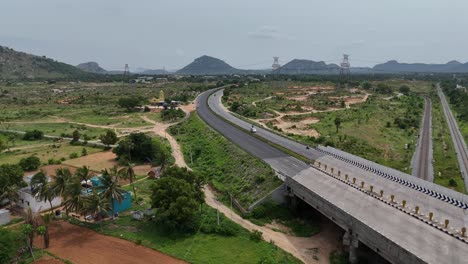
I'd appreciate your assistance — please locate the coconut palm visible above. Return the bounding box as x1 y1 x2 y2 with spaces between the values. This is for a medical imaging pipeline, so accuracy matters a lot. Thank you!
22 208 42 257
118 162 137 200
100 167 125 218
0 184 20 210
62 179 85 215
82 190 111 222
31 171 57 212
51 167 73 197
41 213 53 248
75 166 93 182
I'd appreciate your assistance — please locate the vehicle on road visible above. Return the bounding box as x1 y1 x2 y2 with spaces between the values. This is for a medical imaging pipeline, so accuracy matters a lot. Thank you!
250 125 257 133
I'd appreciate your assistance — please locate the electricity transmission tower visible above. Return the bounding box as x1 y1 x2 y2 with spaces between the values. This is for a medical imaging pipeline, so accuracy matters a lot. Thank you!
339 54 351 82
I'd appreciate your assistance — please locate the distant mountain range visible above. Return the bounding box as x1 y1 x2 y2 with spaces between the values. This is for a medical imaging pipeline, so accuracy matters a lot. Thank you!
3 45 468 80
372 60 468 73
0 45 90 79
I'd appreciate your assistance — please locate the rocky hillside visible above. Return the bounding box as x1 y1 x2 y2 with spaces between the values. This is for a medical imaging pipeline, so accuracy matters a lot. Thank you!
373 60 468 73
275 59 340 74
76 61 107 74
177 55 239 75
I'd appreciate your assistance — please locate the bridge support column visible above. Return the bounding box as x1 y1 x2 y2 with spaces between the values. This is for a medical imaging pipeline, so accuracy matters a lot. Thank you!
343 231 359 264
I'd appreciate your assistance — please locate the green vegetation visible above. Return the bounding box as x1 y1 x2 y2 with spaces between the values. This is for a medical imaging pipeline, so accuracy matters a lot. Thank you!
329 250 347 264
113 132 171 165
151 167 204 231
99 129 118 146
247 201 320 237
71 178 301 264
23 130 44 141
169 113 281 208
19 155 41 171
161 108 185 121
0 142 103 165
431 94 466 193
117 96 146 111
0 164 25 193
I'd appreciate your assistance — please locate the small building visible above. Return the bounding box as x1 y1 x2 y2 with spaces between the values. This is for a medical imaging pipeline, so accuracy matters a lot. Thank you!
0 209 11 226
19 175 62 213
112 191 132 214
18 187 62 213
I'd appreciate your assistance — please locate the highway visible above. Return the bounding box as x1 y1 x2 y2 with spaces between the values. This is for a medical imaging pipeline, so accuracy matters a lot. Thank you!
437 84 468 191
197 88 468 264
411 96 434 181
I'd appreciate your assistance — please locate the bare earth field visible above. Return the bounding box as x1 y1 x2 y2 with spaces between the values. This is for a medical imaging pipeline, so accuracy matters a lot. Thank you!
35 221 186 264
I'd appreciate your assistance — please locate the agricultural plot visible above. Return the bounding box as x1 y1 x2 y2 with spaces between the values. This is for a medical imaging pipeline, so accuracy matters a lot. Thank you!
225 81 427 172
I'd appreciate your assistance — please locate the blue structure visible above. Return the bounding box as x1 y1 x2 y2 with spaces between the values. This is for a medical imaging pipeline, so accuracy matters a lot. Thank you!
89 176 132 214
112 191 132 214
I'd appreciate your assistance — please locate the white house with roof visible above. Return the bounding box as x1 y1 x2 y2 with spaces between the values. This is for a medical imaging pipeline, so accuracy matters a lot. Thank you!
18 175 62 213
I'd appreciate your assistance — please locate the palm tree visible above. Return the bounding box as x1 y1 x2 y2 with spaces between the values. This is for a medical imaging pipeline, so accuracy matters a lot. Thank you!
51 167 73 197
62 179 85 215
82 190 111 222
100 167 125 218
31 171 57 212
118 162 137 200
22 208 42 257
0 184 20 210
41 213 53 248
75 166 93 182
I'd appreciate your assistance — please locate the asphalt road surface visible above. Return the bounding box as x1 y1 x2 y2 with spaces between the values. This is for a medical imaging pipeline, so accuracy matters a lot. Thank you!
411 96 434 181
437 84 468 191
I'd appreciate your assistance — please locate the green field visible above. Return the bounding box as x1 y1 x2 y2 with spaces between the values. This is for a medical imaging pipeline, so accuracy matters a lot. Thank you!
169 113 282 208
0 142 103 166
71 179 300 264
431 94 466 193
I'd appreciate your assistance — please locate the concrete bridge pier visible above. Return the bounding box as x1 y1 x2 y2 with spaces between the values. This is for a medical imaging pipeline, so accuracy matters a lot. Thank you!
343 230 359 263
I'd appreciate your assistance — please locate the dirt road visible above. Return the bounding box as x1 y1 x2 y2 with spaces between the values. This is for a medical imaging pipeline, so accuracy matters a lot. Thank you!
35 221 186 264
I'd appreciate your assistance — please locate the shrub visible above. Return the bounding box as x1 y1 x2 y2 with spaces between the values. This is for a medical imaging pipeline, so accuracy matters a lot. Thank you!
69 153 79 159
249 230 263 242
23 130 44 141
18 155 41 171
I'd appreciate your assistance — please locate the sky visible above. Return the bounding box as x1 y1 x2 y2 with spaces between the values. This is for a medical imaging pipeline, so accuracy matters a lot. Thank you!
1 0 468 70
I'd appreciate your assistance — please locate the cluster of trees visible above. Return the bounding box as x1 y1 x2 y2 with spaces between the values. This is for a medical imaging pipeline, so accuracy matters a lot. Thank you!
113 133 170 166
0 164 26 207
161 108 185 121
22 130 44 141
151 166 204 230
441 80 468 122
117 96 146 111
99 129 118 147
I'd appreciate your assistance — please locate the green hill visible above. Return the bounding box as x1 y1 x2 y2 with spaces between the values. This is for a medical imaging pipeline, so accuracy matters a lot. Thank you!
0 45 91 80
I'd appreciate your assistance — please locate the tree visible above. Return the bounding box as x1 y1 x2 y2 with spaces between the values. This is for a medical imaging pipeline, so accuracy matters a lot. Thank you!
82 190 111 222
62 178 85 215
113 133 169 164
23 130 44 141
151 166 204 230
100 130 118 147
19 155 41 171
117 97 143 111
30 171 56 212
118 162 137 200
0 164 25 193
40 213 53 248
99 168 125 217
75 166 92 182
51 168 73 197
362 82 372 90
0 184 20 210
334 117 342 133
0 137 6 152
72 129 80 142
0 228 21 263
399 85 411 95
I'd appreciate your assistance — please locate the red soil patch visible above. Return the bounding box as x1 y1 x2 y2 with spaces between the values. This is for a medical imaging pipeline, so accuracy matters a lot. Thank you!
35 221 186 264
33 255 64 264
25 164 79 178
